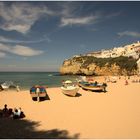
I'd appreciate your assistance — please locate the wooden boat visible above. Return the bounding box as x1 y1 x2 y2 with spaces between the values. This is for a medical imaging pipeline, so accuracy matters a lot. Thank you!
79 81 107 92
30 86 47 102
61 80 79 97
0 81 17 90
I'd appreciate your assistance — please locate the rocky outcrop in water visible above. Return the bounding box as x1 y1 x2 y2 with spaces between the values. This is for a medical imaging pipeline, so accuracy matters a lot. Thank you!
60 56 138 76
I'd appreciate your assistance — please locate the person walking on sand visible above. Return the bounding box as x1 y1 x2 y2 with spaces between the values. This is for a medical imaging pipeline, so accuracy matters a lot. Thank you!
125 80 128 85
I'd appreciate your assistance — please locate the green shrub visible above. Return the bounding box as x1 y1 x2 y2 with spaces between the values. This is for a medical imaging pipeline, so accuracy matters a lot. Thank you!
72 56 137 72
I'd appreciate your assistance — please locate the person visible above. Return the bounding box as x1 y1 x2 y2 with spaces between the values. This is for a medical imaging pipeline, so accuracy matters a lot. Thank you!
8 108 14 118
19 108 26 118
125 80 128 85
16 85 20 92
103 82 107 92
2 104 8 112
17 107 22 116
2 104 9 117
94 81 98 86
13 108 19 119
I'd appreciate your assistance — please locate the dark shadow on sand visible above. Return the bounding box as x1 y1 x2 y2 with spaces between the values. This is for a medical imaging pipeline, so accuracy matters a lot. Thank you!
75 93 82 97
92 90 107 93
0 118 80 139
82 88 107 93
32 93 50 102
64 93 82 97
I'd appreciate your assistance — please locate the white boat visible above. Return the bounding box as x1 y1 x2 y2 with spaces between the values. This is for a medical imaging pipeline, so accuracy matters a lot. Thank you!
0 81 17 90
61 80 79 97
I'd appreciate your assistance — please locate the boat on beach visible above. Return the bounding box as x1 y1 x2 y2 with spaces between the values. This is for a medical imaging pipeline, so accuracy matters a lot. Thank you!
61 80 79 97
30 86 47 102
0 81 18 91
78 81 107 92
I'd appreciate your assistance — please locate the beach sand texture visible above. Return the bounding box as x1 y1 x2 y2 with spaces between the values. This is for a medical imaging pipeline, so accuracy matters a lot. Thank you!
0 77 140 138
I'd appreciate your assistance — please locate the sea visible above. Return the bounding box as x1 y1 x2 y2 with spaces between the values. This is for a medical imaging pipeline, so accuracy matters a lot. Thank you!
0 72 79 90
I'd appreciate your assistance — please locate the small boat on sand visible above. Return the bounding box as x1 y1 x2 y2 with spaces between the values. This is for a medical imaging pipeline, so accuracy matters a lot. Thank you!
30 86 47 102
79 81 107 92
0 81 18 91
61 80 79 97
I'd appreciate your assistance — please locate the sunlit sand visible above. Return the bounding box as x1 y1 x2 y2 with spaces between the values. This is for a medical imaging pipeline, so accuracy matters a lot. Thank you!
0 76 140 138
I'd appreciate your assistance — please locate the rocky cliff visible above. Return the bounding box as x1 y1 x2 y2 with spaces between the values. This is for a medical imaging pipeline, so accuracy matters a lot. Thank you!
60 56 138 76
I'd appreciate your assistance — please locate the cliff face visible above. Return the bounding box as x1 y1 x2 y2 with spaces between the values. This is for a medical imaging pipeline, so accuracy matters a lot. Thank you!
60 56 138 76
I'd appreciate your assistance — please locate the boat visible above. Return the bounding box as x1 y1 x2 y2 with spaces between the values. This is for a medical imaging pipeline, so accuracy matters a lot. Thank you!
61 80 79 97
0 81 17 90
30 86 47 102
79 81 107 92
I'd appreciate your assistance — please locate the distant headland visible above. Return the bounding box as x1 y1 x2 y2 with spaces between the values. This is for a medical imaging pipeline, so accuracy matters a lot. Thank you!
60 41 140 76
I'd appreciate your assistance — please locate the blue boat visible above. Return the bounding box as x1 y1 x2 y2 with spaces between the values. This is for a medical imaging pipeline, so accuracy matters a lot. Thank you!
30 86 47 102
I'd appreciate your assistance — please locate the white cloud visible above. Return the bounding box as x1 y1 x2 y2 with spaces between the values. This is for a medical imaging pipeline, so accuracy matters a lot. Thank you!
60 2 77 18
0 2 54 33
12 45 43 56
60 15 99 27
0 36 51 43
118 31 140 38
0 2 122 33
0 43 44 56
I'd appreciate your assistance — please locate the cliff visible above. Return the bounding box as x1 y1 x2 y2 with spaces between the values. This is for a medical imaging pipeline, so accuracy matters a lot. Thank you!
60 56 138 76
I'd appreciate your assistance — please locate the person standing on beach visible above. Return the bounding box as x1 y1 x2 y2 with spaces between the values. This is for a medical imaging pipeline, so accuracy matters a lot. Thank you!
16 85 20 92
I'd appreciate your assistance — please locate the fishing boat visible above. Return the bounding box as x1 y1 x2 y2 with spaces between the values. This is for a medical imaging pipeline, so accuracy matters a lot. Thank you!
79 81 107 92
0 81 17 90
30 86 47 102
61 80 79 97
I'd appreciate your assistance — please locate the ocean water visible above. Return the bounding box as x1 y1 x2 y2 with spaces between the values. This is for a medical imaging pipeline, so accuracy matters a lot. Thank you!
0 72 79 90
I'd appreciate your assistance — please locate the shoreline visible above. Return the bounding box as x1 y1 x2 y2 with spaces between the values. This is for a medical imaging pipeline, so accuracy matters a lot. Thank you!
0 76 140 138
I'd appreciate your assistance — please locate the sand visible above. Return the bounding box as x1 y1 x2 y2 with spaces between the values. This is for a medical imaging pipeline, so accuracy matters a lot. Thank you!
0 76 140 138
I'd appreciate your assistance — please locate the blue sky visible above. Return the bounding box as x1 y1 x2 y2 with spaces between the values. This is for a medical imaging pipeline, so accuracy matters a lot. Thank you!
0 1 140 72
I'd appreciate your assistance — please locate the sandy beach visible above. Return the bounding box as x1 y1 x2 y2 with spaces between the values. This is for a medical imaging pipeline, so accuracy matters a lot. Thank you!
0 76 140 139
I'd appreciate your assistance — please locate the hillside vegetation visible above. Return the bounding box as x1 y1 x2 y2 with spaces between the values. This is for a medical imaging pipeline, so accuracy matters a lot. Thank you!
60 56 138 76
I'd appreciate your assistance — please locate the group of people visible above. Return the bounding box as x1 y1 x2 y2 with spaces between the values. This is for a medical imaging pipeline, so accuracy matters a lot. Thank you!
0 104 25 119
131 79 140 83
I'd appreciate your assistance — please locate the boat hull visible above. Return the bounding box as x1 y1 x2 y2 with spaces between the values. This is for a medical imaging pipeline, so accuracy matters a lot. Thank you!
79 82 105 92
81 85 104 91
30 93 46 98
61 87 79 97
30 86 47 102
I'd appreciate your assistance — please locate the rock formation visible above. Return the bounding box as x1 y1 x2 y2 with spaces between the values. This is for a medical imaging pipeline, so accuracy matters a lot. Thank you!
60 56 138 76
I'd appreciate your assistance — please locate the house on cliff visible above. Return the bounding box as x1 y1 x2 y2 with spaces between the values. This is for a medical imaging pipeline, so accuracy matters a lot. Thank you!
86 41 140 59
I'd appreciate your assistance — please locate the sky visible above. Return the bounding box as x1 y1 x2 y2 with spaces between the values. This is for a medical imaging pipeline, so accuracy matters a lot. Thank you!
0 1 140 72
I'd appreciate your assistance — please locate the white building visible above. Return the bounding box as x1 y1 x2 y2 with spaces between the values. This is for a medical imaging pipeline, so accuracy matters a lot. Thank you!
85 41 140 59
